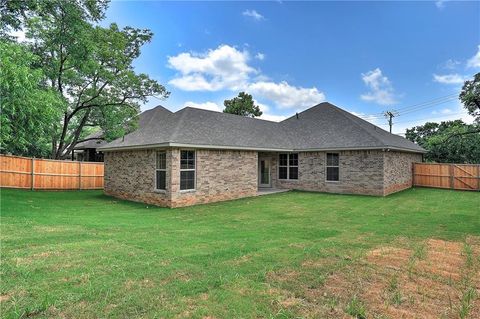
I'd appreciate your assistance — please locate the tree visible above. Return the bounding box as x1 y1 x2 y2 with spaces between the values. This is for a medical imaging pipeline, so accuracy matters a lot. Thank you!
0 41 63 157
406 120 480 163
223 92 262 117
1 0 169 159
459 72 480 122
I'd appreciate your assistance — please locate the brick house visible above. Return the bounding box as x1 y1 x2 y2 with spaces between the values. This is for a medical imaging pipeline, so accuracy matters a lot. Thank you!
99 102 425 208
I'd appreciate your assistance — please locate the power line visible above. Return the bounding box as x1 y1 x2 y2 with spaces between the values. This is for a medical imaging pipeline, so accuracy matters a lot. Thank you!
354 94 460 126
392 111 468 124
394 94 458 112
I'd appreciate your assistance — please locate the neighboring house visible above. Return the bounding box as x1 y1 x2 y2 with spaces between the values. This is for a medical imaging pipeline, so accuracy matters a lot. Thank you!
73 131 108 162
73 108 162 162
99 102 425 208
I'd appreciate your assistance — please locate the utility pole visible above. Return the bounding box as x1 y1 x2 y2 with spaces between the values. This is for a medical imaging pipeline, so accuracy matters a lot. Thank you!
384 111 398 133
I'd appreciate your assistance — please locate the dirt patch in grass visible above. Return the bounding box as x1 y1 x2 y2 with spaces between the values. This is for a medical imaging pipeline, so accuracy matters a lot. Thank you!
14 250 62 265
228 254 252 266
266 269 300 284
124 278 155 290
0 294 11 302
320 237 480 319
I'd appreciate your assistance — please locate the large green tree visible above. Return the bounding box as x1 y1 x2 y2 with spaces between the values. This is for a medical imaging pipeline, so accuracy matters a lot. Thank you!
1 0 169 159
223 92 262 118
459 72 480 123
0 41 63 157
406 120 480 163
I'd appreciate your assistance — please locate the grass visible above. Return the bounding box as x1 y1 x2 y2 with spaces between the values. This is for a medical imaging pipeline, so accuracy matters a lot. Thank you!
0 187 479 318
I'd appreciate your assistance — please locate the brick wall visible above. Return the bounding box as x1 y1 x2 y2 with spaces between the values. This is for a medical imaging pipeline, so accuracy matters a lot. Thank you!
267 150 385 196
104 149 171 206
104 150 170 206
104 148 422 207
169 149 258 207
104 148 257 208
383 151 423 195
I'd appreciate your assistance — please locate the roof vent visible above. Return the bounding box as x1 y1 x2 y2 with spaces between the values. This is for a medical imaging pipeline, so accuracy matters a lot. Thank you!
296 112 299 119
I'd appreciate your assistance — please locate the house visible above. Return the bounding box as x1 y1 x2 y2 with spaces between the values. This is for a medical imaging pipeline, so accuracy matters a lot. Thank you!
98 102 425 208
73 108 158 162
73 131 108 162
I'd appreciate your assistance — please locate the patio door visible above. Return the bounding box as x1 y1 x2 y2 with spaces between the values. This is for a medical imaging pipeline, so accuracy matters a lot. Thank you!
259 158 271 188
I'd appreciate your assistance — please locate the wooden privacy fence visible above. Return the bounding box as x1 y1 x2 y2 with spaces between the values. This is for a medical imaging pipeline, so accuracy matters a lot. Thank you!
413 162 480 191
0 155 104 190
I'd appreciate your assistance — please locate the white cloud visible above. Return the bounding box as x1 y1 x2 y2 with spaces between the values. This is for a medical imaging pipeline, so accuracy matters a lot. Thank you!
182 99 285 122
433 73 465 84
242 9 265 21
360 68 397 105
441 59 461 70
432 108 453 115
435 0 448 9
168 44 256 91
467 45 480 68
255 52 265 60
183 101 222 112
259 113 287 122
247 81 326 109
169 44 326 111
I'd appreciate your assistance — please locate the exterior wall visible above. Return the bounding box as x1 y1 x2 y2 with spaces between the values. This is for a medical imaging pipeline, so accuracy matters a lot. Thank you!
270 150 385 196
383 151 423 195
169 149 258 207
104 149 171 206
104 148 422 208
104 148 258 208
265 150 421 196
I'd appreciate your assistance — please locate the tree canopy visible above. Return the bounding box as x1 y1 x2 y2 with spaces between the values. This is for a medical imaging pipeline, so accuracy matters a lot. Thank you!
460 72 480 123
406 120 480 163
223 92 262 118
0 41 63 157
1 0 169 158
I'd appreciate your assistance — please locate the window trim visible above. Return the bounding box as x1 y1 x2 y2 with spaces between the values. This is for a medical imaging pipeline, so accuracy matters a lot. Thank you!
325 152 340 182
179 150 196 191
155 151 167 191
278 153 299 180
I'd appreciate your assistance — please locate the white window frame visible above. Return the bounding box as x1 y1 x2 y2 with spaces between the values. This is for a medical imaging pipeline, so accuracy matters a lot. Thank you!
278 153 299 180
180 150 196 191
325 153 340 182
155 151 167 191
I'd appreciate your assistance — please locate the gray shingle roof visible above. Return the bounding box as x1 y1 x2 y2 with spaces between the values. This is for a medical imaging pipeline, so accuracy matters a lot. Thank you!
74 130 108 150
74 106 173 150
99 102 425 153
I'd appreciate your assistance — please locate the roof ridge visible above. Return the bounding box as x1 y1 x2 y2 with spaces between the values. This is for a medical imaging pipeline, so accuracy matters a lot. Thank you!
170 108 190 142
328 103 386 146
280 102 330 123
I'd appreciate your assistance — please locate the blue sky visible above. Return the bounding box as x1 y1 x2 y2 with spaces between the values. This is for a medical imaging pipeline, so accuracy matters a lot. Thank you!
104 0 480 134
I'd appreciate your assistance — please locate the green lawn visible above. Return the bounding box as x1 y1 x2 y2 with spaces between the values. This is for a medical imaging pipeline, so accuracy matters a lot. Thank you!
1 188 479 318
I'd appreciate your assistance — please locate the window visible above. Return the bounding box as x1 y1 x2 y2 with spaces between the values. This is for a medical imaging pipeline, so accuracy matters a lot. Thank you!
278 153 298 180
180 150 195 190
326 153 339 181
155 151 166 190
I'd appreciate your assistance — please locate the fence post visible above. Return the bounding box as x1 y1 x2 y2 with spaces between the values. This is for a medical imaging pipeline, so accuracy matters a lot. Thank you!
449 164 454 189
78 161 82 190
478 165 480 191
412 163 416 187
31 157 34 190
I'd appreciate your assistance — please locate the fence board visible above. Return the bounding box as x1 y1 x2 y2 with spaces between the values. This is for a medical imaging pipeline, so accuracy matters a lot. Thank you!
0 155 103 190
413 162 480 191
